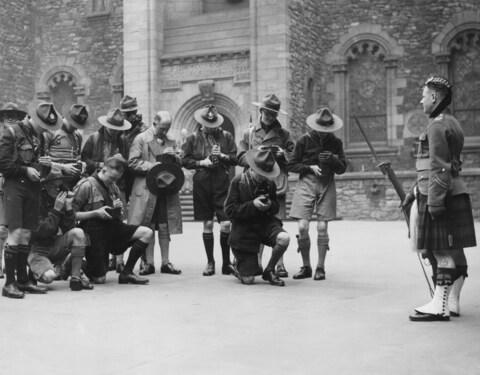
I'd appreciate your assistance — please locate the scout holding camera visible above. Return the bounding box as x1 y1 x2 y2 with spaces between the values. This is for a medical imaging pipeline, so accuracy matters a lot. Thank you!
288 107 347 282
225 148 290 286
237 94 295 278
182 105 237 277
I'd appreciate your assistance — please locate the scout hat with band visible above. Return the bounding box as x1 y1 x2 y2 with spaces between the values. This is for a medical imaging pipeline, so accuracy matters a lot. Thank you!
119 95 138 113
194 105 224 128
306 107 343 133
98 108 132 131
245 148 280 179
65 104 90 129
31 102 63 131
252 94 288 116
0 102 27 122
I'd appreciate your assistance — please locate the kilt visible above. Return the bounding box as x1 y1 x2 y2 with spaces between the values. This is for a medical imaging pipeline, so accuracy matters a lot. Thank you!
417 193 476 251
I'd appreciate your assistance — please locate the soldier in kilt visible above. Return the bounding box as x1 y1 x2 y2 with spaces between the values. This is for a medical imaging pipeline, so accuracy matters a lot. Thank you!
408 76 476 322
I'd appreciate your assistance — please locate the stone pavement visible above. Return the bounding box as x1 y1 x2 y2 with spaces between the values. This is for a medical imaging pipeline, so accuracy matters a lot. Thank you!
1 221 479 375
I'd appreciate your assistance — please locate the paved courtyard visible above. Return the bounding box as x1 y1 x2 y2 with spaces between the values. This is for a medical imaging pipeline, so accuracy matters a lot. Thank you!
1 221 479 375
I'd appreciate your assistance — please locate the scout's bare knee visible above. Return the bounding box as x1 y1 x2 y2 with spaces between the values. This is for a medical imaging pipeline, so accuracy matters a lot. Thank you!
67 227 87 246
220 221 231 233
276 232 290 248
203 220 214 233
135 226 154 243
316 220 328 235
298 219 309 237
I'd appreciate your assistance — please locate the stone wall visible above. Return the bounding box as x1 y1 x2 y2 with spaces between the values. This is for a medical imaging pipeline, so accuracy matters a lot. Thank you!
0 0 35 108
287 0 480 172
33 0 124 132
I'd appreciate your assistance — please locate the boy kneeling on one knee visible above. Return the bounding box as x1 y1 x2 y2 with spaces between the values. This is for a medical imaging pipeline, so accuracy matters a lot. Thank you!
224 149 289 286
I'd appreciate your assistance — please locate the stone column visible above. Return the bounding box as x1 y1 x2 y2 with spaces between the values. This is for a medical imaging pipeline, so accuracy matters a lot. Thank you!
332 62 348 141
123 0 164 126
251 0 290 119
434 53 451 77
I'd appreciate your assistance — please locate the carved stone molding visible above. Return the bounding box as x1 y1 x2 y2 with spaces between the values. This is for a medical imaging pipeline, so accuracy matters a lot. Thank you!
160 50 250 90
160 49 250 67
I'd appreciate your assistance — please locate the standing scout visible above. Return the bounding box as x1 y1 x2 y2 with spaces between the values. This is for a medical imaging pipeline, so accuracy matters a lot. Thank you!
0 103 28 279
225 149 290 286
81 108 130 176
0 102 62 298
182 105 237 276
237 94 294 278
45 104 90 181
128 110 182 276
117 95 148 271
288 108 347 281
408 76 476 322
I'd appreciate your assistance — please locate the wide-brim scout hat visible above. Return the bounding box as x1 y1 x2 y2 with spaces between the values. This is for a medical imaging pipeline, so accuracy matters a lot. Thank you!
146 163 185 195
194 105 224 128
65 104 90 129
98 108 132 131
31 102 63 131
0 102 27 121
119 95 138 113
306 107 343 133
245 149 280 179
252 94 288 116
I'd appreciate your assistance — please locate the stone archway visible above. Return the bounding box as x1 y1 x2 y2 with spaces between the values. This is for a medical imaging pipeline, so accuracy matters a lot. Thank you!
172 93 243 141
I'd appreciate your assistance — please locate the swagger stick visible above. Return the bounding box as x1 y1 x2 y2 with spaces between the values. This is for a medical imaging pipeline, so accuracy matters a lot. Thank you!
353 116 434 296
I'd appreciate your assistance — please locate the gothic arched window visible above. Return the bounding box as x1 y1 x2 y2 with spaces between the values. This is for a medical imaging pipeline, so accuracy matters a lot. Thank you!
346 41 387 146
449 30 480 138
48 72 77 116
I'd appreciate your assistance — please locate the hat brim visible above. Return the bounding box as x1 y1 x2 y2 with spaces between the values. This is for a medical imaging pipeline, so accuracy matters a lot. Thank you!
194 110 224 128
120 105 139 113
146 163 185 195
66 112 91 129
0 109 27 121
252 102 288 116
245 151 280 179
306 113 344 133
98 116 132 131
31 107 63 131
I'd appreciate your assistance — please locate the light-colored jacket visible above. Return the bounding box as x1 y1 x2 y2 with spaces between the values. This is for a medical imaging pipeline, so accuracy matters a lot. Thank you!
127 127 182 234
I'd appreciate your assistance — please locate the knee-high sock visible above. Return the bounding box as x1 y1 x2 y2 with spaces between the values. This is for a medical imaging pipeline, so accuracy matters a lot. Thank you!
70 246 85 278
3 244 17 285
266 242 287 271
203 233 214 263
220 231 230 265
297 234 311 267
125 240 149 274
317 234 329 269
15 245 30 283
158 224 171 265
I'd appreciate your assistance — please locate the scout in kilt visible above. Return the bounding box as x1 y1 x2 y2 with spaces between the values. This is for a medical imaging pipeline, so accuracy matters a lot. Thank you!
407 76 476 322
288 108 346 281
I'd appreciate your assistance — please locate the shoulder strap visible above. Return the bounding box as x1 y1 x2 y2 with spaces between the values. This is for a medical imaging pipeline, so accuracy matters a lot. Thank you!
248 126 254 150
